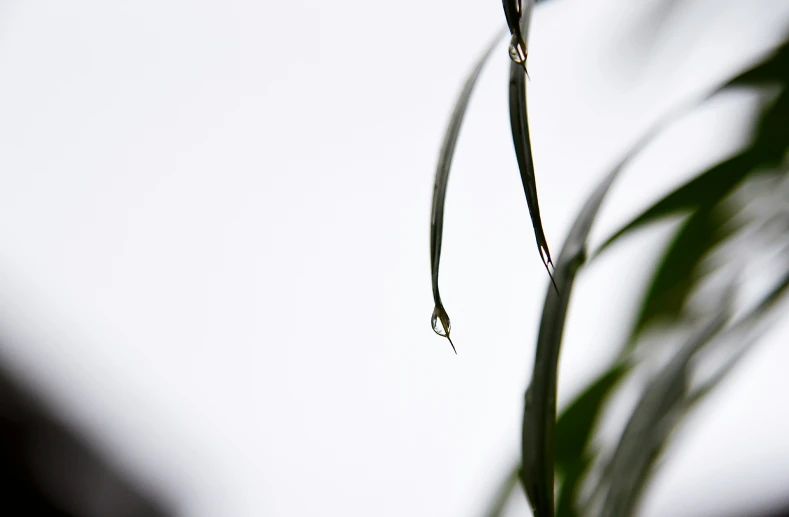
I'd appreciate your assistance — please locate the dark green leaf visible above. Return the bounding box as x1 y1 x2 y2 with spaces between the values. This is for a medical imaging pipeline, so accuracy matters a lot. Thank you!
555 457 588 517
554 363 629 475
595 152 754 255
725 35 789 88
429 28 507 353
520 80 699 517
629 205 736 340
603 91 788 342
595 32 789 257
508 0 556 289
521 167 621 517
554 364 628 517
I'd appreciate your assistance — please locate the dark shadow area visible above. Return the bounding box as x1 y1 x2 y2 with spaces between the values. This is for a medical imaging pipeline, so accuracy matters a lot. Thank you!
0 362 176 517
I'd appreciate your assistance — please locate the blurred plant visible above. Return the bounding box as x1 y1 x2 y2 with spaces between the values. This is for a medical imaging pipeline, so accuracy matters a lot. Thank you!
428 1 789 516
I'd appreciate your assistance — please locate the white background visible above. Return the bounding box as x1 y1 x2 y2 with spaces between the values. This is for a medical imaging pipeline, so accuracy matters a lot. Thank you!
1 0 789 515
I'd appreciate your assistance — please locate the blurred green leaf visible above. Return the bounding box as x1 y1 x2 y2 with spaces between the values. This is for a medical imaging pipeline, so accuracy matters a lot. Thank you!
725 36 789 88
596 34 789 257
429 27 507 353
521 83 703 516
554 363 629 517
596 153 753 254
592 34 789 346
629 205 737 340
555 457 587 517
689 266 789 403
599 306 731 517
522 166 622 517
598 264 789 517
555 363 629 475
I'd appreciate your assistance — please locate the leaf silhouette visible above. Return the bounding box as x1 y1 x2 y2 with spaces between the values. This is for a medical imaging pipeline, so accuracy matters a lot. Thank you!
429 28 507 353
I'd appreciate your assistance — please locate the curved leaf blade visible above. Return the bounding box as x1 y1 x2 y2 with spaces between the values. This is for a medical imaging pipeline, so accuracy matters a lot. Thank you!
629 205 737 340
554 362 629 517
595 33 789 257
429 28 507 353
521 166 619 517
598 276 737 517
507 0 557 289
554 363 630 475
520 98 696 516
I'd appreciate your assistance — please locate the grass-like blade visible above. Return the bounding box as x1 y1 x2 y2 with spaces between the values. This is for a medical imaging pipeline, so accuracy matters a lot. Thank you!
507 0 558 290
594 34 789 257
430 28 507 353
598 307 731 517
689 266 789 402
628 205 737 341
521 99 694 517
599 86 787 342
589 36 789 345
554 362 629 475
554 362 629 517
521 165 619 517
724 34 789 88
599 266 789 517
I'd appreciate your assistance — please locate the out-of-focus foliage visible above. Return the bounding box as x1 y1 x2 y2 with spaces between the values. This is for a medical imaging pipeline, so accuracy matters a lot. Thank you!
0 363 175 517
428 2 789 517
553 28 789 517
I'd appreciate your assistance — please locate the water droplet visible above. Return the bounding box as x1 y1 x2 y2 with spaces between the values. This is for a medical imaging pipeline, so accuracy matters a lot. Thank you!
431 307 450 337
508 35 527 65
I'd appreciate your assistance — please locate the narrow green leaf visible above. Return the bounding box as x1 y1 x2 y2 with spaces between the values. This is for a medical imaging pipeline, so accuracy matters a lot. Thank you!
599 308 731 517
520 85 695 517
429 28 507 353
629 205 737 340
594 152 754 255
724 35 789 88
606 90 788 342
554 363 630 475
521 167 621 517
604 267 789 517
594 33 789 256
555 457 587 517
507 0 557 289
689 266 789 402
554 363 629 517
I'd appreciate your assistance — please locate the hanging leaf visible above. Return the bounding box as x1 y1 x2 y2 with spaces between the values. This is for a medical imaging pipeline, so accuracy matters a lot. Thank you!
520 75 699 517
507 0 557 289
522 166 621 517
429 28 507 353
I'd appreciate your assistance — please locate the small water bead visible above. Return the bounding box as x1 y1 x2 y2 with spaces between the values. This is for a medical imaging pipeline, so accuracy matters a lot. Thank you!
431 307 451 337
508 35 527 65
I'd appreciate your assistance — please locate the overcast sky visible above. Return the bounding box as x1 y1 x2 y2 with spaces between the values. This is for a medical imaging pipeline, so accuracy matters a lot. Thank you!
1 0 789 516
